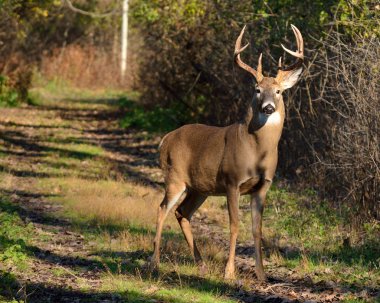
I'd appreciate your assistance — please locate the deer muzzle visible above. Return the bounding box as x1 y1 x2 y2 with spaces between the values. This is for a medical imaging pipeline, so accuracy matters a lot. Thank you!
262 101 276 115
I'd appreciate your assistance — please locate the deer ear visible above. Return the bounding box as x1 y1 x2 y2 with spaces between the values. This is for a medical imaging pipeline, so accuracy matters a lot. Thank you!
280 68 302 90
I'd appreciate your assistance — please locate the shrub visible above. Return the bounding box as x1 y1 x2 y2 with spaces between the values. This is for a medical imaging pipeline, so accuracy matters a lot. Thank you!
119 97 186 132
132 0 380 225
0 75 20 107
283 28 380 224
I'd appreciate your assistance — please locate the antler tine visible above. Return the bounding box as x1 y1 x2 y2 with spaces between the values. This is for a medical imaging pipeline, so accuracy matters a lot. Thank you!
234 25 250 55
234 26 263 81
293 24 304 56
257 53 263 76
279 24 304 71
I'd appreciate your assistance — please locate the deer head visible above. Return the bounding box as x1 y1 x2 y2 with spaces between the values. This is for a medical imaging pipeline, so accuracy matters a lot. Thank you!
235 24 304 115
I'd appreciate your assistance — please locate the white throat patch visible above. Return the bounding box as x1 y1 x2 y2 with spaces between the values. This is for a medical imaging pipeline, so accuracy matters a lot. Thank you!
259 111 282 126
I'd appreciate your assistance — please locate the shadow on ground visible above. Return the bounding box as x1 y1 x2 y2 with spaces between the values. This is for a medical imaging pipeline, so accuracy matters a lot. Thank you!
0 103 162 187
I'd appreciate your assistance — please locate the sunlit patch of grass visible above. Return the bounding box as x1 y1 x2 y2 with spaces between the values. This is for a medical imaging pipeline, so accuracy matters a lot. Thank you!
45 142 105 159
100 273 238 303
30 82 136 112
51 267 67 277
33 79 128 100
0 108 70 130
341 297 372 303
50 178 175 229
32 140 109 179
38 173 233 286
40 176 184 258
37 152 108 179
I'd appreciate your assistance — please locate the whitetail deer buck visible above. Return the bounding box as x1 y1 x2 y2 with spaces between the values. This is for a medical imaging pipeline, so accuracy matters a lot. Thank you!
149 25 304 281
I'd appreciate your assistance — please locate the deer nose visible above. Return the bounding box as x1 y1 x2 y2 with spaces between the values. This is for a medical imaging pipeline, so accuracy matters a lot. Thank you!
262 101 276 115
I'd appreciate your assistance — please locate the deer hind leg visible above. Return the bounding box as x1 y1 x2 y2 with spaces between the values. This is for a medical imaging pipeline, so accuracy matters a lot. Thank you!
250 179 272 281
150 183 186 270
175 192 207 274
224 186 240 280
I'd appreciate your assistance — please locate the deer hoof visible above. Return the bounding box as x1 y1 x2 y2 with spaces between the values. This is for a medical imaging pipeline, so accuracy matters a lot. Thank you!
255 270 266 282
224 267 236 281
144 257 159 274
224 272 236 281
198 263 208 276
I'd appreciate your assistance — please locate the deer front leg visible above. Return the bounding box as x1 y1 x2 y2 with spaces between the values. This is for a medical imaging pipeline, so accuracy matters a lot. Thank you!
250 179 271 281
224 186 240 280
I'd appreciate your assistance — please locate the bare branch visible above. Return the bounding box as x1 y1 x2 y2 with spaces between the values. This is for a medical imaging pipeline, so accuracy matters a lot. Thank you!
62 0 120 18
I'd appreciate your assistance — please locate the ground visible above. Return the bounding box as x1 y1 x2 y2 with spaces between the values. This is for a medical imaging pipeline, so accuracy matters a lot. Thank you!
0 88 378 303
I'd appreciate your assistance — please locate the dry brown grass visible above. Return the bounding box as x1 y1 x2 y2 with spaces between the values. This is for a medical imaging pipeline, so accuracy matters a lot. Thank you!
40 40 141 89
46 176 233 266
57 177 179 230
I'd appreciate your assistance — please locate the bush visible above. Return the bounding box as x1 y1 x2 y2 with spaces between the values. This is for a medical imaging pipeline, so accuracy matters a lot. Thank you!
283 28 380 224
119 97 186 132
0 75 21 107
131 0 380 225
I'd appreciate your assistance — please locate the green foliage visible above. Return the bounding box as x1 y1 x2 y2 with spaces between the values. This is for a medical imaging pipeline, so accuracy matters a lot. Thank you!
0 198 33 267
131 0 206 28
0 75 20 107
119 97 185 133
334 0 380 38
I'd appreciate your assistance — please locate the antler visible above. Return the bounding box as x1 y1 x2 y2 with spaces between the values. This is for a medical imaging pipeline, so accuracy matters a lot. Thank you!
277 24 304 75
234 25 263 82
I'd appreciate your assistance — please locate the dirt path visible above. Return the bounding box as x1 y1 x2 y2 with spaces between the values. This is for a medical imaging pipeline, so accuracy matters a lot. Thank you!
0 97 162 302
0 96 376 302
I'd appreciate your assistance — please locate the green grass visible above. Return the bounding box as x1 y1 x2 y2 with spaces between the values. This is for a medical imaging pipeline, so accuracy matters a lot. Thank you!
0 198 34 269
0 196 36 302
46 142 105 159
31 76 138 111
254 184 380 290
32 76 129 100
342 298 373 303
101 276 238 303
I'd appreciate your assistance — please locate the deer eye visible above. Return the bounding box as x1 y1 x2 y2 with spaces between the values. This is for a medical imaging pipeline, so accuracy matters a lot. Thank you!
276 90 280 94
256 89 261 94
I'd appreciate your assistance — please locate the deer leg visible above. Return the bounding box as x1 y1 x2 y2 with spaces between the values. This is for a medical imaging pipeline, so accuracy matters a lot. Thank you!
175 192 207 274
149 183 186 270
224 186 240 280
250 180 271 281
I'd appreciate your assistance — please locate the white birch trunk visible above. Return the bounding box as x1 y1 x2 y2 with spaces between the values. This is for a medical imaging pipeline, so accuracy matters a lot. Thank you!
120 0 128 81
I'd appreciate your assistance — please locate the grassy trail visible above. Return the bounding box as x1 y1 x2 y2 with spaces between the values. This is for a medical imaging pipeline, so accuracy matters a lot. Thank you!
0 91 378 302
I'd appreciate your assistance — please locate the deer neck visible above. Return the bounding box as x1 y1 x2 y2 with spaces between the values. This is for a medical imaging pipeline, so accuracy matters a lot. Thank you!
245 98 285 147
